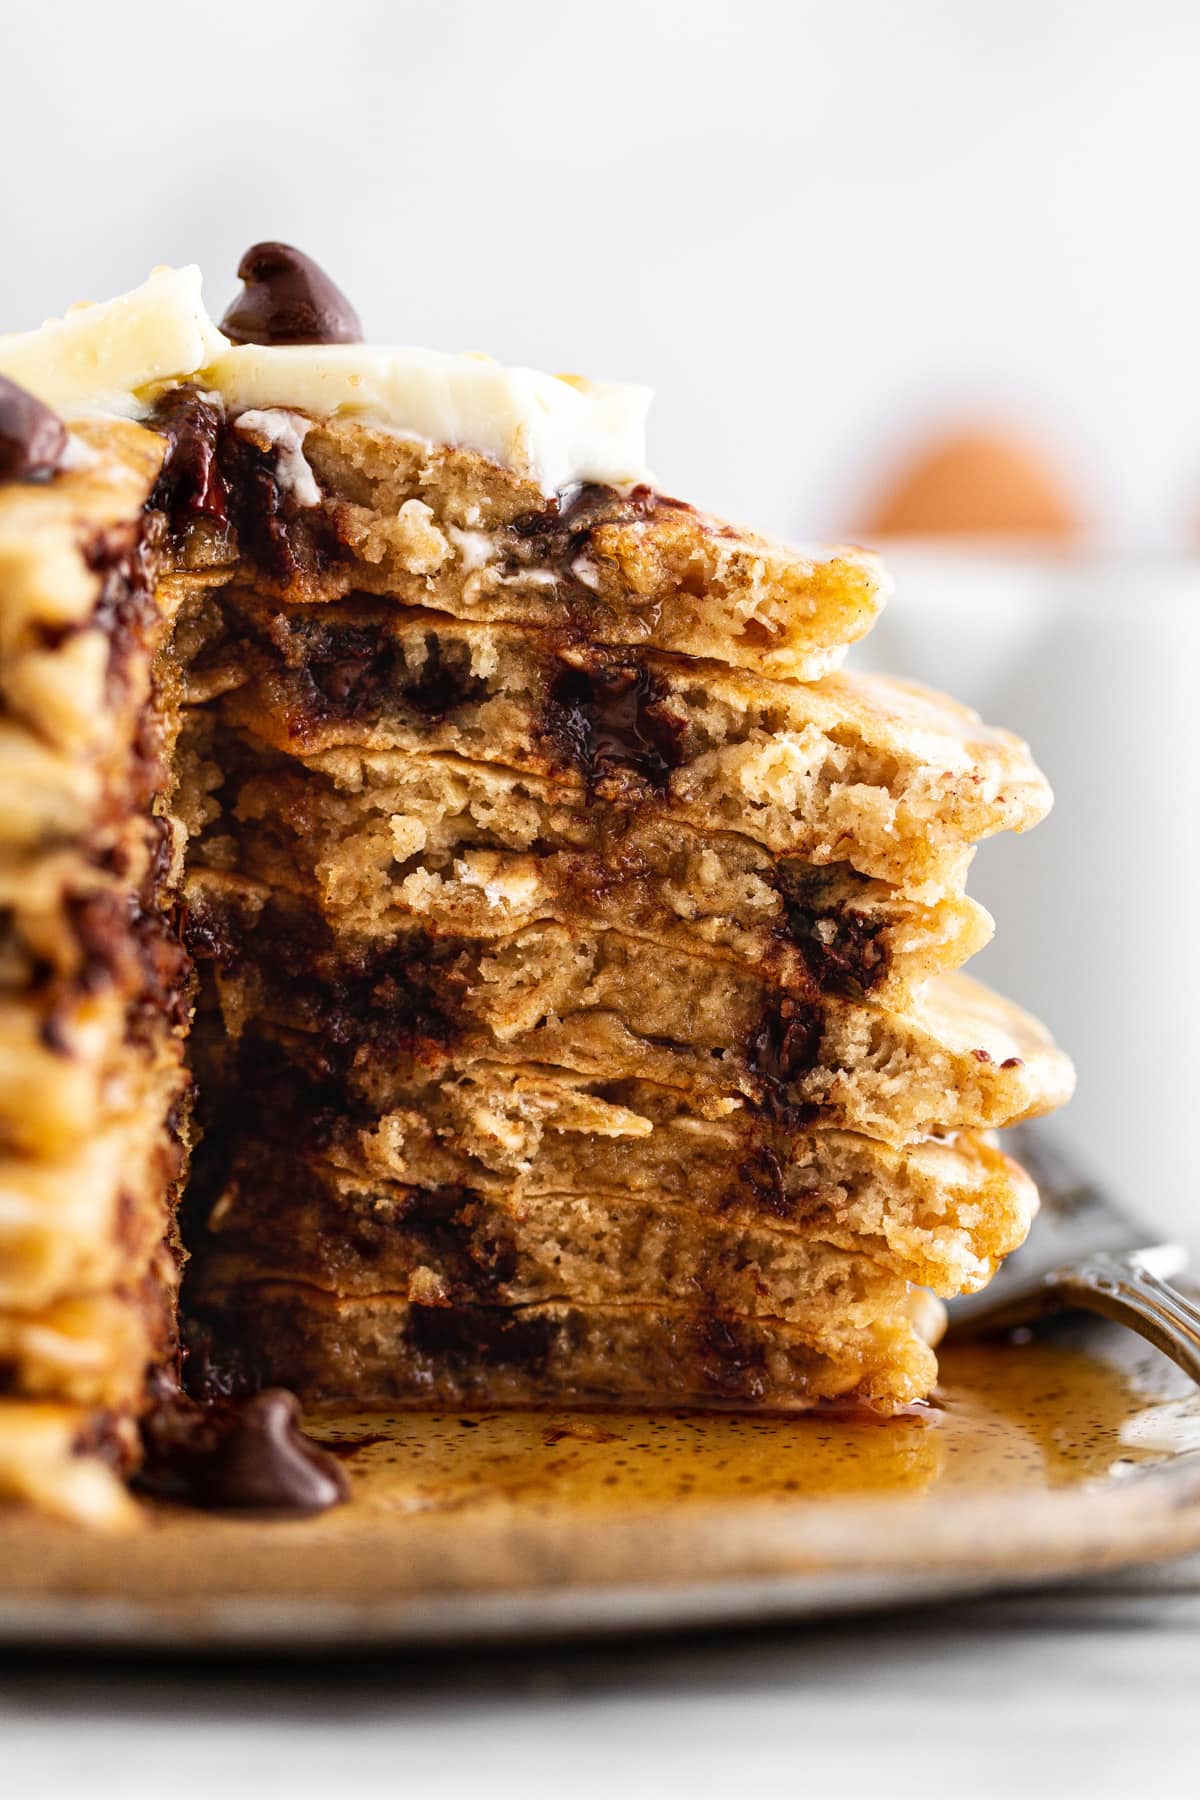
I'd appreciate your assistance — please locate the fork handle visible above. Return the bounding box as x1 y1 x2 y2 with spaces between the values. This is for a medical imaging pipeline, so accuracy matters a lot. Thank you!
1042 1250 1200 1387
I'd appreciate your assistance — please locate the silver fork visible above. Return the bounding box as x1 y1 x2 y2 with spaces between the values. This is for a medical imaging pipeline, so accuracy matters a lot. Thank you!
946 1121 1200 1384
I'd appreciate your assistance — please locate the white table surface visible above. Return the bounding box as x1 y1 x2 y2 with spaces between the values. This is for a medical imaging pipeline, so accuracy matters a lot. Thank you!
4 1553 1197 1800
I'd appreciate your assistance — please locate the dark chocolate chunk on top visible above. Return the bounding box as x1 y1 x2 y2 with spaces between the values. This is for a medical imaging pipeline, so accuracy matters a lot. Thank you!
220 242 363 347
0 375 69 484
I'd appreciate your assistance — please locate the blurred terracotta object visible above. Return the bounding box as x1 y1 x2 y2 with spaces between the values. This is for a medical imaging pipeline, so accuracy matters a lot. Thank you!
861 428 1080 540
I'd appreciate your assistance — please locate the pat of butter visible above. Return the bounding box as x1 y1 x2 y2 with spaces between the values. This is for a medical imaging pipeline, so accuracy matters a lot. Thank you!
0 266 653 495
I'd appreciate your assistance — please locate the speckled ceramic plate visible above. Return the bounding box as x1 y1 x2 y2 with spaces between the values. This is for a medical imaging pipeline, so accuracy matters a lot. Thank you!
5 1319 1200 1650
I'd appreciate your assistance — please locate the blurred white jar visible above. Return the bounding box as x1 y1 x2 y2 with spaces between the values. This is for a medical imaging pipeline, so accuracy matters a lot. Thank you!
854 547 1200 1243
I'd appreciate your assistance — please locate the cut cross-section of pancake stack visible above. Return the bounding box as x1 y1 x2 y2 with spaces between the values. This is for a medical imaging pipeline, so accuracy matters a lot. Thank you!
177 550 1067 1415
170 423 1071 1419
0 252 1073 1523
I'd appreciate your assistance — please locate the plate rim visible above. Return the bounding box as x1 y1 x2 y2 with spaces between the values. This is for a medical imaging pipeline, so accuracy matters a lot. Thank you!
6 1444 1200 1651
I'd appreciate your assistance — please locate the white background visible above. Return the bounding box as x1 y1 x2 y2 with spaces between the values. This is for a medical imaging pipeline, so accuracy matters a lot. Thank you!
6 0 1200 547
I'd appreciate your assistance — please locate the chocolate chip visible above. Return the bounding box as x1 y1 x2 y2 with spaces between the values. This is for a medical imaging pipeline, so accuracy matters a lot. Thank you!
544 661 686 790
137 1386 348 1513
407 1302 554 1370
0 375 69 483
697 1314 767 1401
747 995 824 1112
733 1147 792 1219
778 873 889 999
220 242 363 347
296 620 483 723
395 1185 521 1297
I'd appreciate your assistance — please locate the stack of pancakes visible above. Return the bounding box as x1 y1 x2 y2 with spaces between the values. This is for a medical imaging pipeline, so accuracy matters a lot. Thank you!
0 421 192 1522
0 256 1072 1521
171 424 1070 1416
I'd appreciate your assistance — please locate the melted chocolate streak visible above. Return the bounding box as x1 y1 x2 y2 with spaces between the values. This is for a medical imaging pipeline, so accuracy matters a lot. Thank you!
394 1186 521 1297
779 872 889 1001
543 661 686 792
184 893 464 1057
147 389 335 585
241 607 490 736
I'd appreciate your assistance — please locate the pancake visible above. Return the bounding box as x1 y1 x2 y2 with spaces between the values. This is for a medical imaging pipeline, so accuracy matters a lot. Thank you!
157 411 890 684
181 733 993 1001
185 1286 943 1415
185 877 1073 1141
180 1024 1038 1295
193 1180 915 1332
188 1130 1036 1304
0 252 1068 1519
188 591 1049 891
